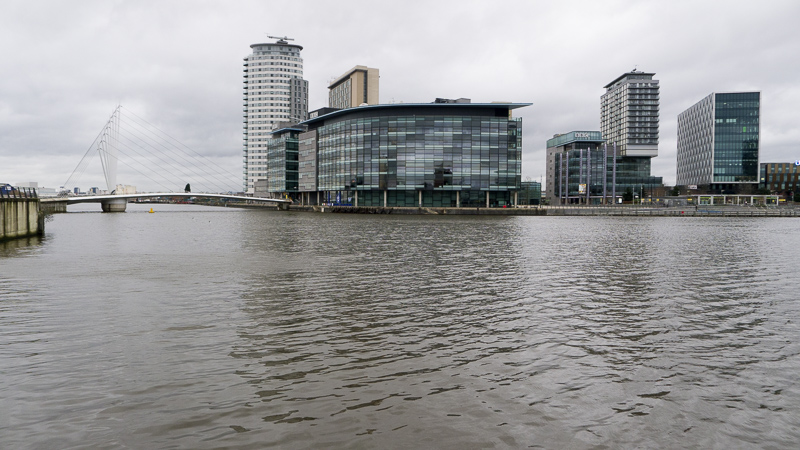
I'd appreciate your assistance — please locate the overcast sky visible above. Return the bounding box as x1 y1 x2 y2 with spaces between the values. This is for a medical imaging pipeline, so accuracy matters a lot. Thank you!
2 0 799 191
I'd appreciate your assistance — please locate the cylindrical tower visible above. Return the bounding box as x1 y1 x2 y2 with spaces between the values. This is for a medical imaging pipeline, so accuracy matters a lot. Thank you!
243 37 309 193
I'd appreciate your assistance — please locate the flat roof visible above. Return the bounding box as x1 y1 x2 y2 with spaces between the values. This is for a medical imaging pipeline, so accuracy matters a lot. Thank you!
604 71 656 89
250 42 303 51
301 102 532 126
546 131 604 148
270 127 304 135
328 65 376 89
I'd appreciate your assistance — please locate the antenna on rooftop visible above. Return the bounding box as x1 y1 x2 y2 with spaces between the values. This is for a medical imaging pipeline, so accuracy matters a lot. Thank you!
267 35 294 44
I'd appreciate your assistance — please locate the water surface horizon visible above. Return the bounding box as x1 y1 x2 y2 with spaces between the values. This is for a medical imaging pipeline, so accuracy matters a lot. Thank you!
2 204 798 448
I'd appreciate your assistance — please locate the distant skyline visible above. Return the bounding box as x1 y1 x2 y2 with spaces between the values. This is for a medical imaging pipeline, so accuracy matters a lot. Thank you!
2 0 799 190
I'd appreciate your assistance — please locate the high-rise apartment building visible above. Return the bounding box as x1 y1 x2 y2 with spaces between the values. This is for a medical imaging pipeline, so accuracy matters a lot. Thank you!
676 92 760 192
242 37 308 193
600 70 660 157
328 66 379 109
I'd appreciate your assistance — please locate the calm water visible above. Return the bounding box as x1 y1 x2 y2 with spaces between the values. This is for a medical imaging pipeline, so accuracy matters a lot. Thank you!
1 204 799 449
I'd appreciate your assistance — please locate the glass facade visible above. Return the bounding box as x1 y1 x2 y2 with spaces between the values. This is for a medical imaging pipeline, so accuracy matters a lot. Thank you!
677 91 760 189
546 131 603 148
265 129 299 195
297 130 317 192
713 92 760 183
558 145 605 201
309 106 524 207
548 134 662 205
518 181 541 205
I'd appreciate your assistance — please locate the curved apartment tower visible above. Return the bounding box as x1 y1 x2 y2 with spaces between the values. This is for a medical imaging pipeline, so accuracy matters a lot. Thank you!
243 37 308 193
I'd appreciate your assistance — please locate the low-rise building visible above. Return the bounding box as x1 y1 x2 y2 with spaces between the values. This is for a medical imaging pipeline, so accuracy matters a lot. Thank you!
296 101 530 207
546 131 662 205
519 181 541 205
265 128 301 198
760 161 800 197
115 185 137 194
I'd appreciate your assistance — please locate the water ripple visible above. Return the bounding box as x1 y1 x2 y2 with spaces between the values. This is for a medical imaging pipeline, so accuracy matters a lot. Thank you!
1 208 799 448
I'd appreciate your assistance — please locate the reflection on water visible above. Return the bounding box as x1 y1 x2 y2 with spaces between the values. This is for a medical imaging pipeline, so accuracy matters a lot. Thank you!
0 235 43 257
1 205 799 448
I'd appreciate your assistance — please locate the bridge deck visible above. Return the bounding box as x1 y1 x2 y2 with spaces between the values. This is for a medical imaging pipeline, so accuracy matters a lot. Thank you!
41 193 290 205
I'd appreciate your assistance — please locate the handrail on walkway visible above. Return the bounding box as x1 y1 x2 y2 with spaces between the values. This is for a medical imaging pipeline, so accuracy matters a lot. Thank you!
0 186 38 199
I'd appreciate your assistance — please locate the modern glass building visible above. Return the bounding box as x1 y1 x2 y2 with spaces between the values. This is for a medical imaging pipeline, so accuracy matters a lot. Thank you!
546 131 662 205
297 130 318 195
243 37 308 193
297 102 530 207
518 181 542 205
677 92 760 192
265 128 301 196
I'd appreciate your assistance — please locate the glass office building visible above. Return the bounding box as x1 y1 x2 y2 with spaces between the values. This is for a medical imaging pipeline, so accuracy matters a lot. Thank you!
677 92 760 192
265 128 300 196
300 102 530 207
546 131 662 205
518 181 541 205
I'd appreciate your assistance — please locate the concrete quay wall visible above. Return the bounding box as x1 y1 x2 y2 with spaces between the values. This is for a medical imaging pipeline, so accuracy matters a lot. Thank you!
39 199 68 214
231 202 800 217
0 198 42 242
309 206 546 215
295 205 799 217
544 205 800 217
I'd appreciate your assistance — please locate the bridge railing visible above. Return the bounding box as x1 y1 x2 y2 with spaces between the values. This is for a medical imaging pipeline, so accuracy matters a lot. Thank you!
0 186 38 199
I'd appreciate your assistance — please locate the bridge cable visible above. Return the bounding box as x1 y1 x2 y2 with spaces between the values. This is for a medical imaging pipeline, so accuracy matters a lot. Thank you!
115 116 238 193
115 116 235 193
120 106 243 182
119 107 241 192
62 109 115 192
111 127 226 193
94 146 175 192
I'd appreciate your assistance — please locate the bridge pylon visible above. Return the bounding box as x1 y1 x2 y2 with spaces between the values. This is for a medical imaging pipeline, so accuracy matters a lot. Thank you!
99 108 125 212
98 106 120 195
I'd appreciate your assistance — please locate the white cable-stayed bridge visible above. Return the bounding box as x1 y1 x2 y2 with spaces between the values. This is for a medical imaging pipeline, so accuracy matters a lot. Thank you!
43 106 288 212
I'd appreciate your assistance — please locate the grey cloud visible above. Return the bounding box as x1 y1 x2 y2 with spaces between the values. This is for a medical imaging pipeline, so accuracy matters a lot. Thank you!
2 0 798 190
